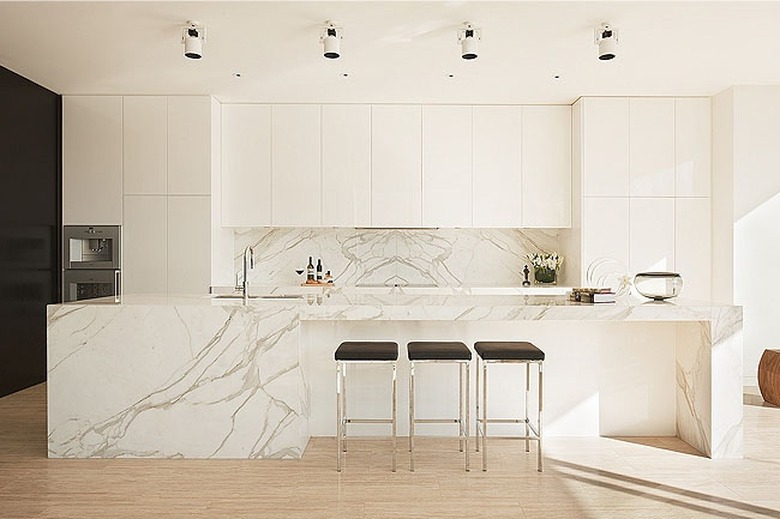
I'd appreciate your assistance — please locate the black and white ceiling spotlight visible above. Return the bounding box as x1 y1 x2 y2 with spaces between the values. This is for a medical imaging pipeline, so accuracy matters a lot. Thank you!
594 23 618 61
320 21 343 59
182 20 205 59
458 22 481 60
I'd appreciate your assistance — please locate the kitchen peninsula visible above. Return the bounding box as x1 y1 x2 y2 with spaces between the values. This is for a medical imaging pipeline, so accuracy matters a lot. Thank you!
47 290 742 460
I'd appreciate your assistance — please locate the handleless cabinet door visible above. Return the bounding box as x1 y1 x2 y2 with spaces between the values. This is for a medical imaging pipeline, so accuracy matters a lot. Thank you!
221 105 272 226
629 99 675 197
583 197 629 286
371 105 422 227
522 105 571 227
422 106 472 227
583 98 629 197
123 96 167 195
272 105 321 226
321 105 371 226
168 96 211 195
675 198 711 301
472 106 521 227
675 98 711 197
123 196 167 294
629 198 675 273
63 96 122 225
168 196 210 294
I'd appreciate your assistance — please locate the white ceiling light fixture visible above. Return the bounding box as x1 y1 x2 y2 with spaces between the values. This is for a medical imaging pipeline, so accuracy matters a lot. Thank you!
458 22 481 60
182 20 205 60
321 21 342 59
595 23 618 61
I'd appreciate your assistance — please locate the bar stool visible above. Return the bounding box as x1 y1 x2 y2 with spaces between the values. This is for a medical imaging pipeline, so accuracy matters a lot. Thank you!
335 341 399 472
407 341 472 472
475 341 544 472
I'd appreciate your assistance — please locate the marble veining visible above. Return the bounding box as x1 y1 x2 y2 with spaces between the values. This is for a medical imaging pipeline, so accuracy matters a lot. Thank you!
47 294 743 460
234 227 559 287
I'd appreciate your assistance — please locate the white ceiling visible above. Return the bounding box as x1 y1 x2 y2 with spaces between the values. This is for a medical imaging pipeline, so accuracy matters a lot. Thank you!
1 1 780 104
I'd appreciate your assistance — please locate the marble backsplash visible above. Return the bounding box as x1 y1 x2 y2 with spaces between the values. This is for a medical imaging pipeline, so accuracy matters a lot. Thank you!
234 228 559 287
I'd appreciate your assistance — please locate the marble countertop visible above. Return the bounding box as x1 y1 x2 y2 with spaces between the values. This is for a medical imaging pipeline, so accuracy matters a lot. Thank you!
57 290 740 324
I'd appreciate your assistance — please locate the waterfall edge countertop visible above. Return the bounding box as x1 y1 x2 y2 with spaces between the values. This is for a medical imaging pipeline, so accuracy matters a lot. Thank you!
46 292 743 461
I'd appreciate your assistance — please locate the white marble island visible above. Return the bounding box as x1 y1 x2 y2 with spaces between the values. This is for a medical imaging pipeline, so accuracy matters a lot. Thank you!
47 290 743 460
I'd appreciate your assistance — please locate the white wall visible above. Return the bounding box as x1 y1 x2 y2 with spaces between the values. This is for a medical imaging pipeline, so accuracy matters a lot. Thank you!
712 86 780 384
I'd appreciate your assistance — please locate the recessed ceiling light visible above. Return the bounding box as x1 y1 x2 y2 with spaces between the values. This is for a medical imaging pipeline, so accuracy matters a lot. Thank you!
233 72 242 78
447 73 455 79
341 72 349 77
553 74 561 80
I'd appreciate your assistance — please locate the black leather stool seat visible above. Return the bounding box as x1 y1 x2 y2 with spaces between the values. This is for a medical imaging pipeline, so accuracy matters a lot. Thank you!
408 341 472 361
335 341 399 361
475 341 545 361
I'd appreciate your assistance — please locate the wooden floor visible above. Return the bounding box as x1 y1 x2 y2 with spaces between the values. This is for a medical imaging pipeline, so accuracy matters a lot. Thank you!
2 385 780 518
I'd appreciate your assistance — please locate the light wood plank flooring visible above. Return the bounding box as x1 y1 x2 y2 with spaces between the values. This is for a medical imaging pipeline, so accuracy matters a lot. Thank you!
1 384 779 518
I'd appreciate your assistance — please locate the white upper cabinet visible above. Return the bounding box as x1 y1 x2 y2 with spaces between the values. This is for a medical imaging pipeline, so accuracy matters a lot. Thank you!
168 96 211 195
629 99 675 197
371 105 422 227
63 96 122 225
321 105 371 227
522 105 572 227
123 96 167 195
583 98 629 197
675 98 711 197
472 107 522 227
422 106 472 227
629 198 675 273
272 105 321 226
221 105 272 227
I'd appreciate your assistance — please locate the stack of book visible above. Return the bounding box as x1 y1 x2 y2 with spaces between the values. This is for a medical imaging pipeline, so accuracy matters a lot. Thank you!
569 288 616 303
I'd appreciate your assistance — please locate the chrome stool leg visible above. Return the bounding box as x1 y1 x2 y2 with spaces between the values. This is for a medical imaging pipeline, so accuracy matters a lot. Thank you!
538 361 544 473
475 356 480 453
482 358 488 472
525 362 530 453
409 360 415 471
336 361 343 472
465 361 470 472
392 361 397 473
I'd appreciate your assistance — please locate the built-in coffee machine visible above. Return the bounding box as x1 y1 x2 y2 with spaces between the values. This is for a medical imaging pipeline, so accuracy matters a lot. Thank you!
63 225 121 302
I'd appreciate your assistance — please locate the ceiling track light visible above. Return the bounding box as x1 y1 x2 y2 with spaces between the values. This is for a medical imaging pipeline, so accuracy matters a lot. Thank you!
182 20 205 60
595 23 618 61
321 21 343 59
458 22 481 60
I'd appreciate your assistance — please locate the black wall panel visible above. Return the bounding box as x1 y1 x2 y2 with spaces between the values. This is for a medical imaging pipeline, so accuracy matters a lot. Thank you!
0 66 61 397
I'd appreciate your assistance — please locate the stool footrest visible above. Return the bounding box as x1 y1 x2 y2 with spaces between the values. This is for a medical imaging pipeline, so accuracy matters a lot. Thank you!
345 418 394 424
477 418 524 424
413 418 461 424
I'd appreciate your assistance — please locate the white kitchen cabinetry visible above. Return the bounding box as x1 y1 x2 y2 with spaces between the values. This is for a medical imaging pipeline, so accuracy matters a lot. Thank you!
168 96 211 195
675 98 711 197
123 96 167 195
582 197 630 279
675 197 712 301
522 105 572 227
630 99 675 197
272 105 321 226
629 198 675 273
221 104 272 227
63 96 122 225
168 196 211 294
582 98 629 197
472 106 521 227
123 196 167 294
422 106 472 227
371 105 422 227
321 105 371 226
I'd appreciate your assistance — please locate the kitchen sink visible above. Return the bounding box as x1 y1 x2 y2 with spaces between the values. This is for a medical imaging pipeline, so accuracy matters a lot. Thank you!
212 294 259 299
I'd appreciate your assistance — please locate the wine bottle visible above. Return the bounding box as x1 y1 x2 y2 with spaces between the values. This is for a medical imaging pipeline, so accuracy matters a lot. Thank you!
307 256 315 282
316 258 323 282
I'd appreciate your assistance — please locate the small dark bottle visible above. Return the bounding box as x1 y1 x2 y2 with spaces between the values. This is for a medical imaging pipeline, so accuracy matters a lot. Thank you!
316 258 323 282
307 256 315 282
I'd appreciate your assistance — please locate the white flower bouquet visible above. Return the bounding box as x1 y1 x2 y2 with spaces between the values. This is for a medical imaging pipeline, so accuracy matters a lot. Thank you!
526 252 563 271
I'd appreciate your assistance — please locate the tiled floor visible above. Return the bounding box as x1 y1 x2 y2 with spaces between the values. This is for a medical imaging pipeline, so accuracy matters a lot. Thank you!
1 384 779 518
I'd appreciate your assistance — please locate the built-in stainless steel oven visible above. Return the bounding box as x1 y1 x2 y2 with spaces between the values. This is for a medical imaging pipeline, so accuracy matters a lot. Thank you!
63 225 121 302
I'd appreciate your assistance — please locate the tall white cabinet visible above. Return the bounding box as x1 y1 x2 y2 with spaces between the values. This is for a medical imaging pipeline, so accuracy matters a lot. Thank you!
63 95 214 295
574 97 712 300
63 96 123 225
